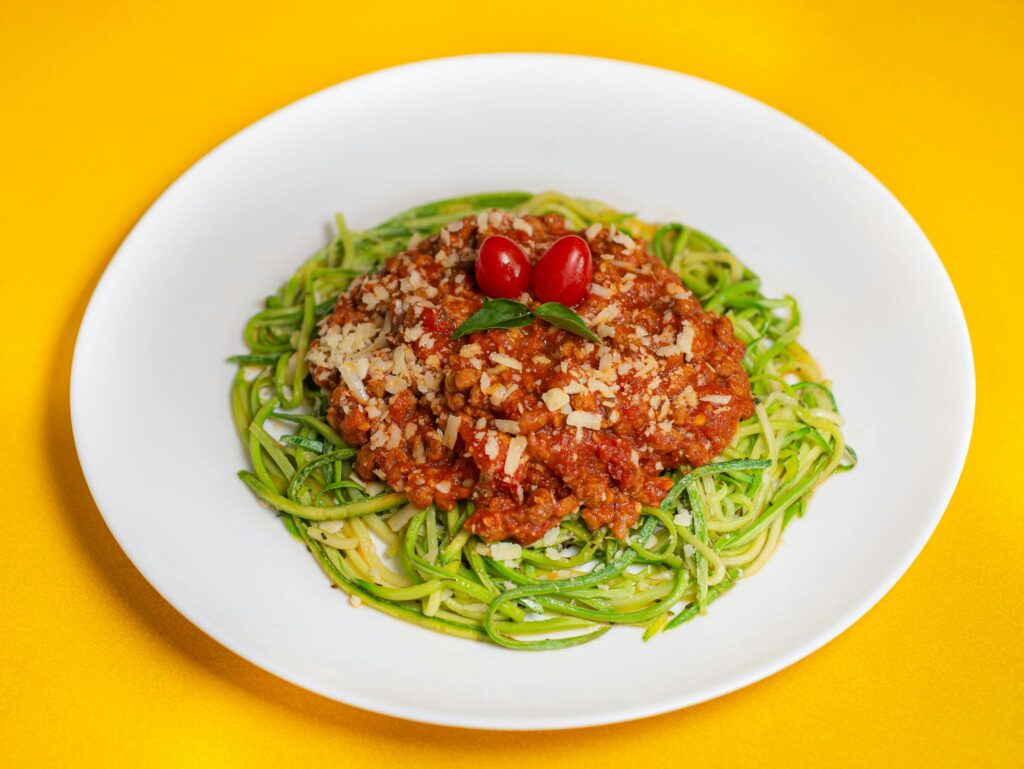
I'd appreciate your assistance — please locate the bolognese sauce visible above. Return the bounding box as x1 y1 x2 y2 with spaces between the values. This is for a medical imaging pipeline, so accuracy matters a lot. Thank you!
307 210 754 544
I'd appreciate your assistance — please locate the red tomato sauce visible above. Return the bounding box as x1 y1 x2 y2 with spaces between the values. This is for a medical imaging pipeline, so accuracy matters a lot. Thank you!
308 210 754 544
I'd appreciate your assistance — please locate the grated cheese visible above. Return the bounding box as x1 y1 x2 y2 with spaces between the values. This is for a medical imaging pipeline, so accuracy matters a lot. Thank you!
700 394 732 405
340 362 370 403
541 388 570 411
512 217 533 235
681 385 698 408
489 542 522 561
489 352 523 371
611 231 635 249
504 435 528 476
489 385 508 406
484 434 499 460
566 411 602 430
591 303 621 326
443 414 461 449
677 323 695 358
673 509 693 528
541 526 561 547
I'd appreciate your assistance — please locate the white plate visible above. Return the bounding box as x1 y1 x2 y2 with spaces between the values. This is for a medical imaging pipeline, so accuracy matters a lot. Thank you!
71 54 974 730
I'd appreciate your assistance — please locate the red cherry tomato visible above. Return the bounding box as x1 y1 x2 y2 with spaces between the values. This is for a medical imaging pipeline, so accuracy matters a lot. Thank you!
475 236 532 299
531 234 592 306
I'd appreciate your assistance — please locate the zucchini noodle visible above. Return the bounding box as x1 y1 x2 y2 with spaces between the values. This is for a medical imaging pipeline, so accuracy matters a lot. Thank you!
231 191 856 650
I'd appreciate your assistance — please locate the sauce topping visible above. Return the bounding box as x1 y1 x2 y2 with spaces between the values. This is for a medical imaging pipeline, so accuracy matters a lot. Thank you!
308 210 754 544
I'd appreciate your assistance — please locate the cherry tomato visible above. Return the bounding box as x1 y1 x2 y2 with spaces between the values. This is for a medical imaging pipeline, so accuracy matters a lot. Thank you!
474 236 532 299
531 234 592 306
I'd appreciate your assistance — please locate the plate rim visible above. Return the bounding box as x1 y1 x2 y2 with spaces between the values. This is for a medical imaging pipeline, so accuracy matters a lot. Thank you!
69 52 976 730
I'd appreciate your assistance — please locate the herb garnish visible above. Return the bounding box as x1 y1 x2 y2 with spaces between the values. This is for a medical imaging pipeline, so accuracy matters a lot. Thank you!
450 299 534 339
451 299 602 344
533 302 603 344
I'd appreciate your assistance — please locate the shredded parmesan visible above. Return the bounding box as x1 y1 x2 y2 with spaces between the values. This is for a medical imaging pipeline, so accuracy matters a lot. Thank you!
316 520 347 534
611 231 636 249
489 384 508 406
592 303 621 326
340 362 369 403
681 385 698 408
489 352 523 371
541 526 561 547
494 419 521 434
484 434 499 460
512 217 533 235
677 323 695 358
541 388 570 411
504 436 528 476
489 542 522 561
566 411 602 430
700 394 732 405
443 414 461 449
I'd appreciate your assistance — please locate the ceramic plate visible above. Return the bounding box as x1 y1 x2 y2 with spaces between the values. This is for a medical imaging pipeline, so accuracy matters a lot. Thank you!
71 54 974 729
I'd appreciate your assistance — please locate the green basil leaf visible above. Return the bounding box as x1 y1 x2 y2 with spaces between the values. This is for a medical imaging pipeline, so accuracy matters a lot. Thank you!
533 302 604 345
451 299 534 340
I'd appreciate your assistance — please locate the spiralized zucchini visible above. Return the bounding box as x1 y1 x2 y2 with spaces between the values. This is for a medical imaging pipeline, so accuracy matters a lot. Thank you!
231 191 855 650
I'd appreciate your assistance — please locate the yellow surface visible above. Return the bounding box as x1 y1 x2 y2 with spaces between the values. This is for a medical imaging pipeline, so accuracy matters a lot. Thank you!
2 0 1022 765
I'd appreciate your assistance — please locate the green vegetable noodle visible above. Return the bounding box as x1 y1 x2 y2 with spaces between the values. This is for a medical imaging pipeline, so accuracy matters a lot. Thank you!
230 191 855 650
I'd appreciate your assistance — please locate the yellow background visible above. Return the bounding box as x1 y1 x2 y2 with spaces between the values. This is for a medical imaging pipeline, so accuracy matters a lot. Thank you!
2 1 1022 766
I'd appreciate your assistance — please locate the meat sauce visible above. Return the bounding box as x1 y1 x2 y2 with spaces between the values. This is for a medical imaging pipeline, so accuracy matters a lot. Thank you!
307 210 754 544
